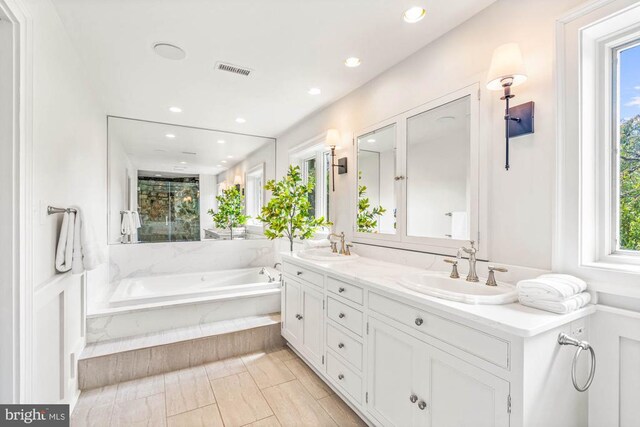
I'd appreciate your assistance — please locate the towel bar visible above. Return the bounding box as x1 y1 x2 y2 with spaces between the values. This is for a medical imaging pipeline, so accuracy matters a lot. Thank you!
47 206 77 215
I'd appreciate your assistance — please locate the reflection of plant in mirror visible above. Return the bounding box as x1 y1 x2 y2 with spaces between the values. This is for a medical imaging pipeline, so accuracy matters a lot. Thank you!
257 165 331 252
357 171 386 233
208 186 249 238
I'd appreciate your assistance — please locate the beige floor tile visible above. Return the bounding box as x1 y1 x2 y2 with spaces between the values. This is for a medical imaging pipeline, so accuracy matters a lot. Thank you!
164 365 215 416
70 402 113 427
261 380 338 427
268 347 297 362
115 374 165 402
210 372 273 427
111 393 166 427
241 350 272 366
203 356 246 380
245 356 295 389
318 394 367 427
284 358 333 399
75 384 118 408
242 416 282 427
166 404 224 427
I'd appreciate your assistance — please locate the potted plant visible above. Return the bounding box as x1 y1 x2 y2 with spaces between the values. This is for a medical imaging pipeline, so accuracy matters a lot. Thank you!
258 165 331 252
357 171 386 232
208 186 249 240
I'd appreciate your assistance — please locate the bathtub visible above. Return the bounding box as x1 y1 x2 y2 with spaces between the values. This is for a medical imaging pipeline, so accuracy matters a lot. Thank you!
109 267 280 308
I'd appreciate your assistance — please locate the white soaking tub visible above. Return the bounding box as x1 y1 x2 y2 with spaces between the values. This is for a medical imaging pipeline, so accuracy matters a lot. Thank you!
109 267 280 308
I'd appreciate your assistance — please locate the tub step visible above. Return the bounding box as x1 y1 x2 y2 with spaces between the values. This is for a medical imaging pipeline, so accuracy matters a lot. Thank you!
78 313 283 390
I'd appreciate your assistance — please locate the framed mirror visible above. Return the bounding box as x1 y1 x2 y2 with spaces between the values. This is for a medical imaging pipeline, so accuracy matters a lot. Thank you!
107 117 276 244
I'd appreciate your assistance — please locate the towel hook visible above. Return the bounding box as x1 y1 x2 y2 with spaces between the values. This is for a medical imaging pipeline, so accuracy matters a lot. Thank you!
558 332 596 392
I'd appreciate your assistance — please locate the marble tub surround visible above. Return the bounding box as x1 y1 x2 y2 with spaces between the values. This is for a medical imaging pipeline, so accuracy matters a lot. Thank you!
281 252 595 338
78 314 284 390
72 346 366 427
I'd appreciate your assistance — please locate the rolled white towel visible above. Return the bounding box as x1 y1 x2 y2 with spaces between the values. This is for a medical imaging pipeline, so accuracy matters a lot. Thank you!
516 274 587 302
519 292 591 314
304 239 331 249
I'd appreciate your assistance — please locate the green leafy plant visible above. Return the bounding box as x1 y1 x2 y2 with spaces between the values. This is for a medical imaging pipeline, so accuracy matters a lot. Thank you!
620 115 640 250
208 186 249 239
257 165 331 251
357 171 386 233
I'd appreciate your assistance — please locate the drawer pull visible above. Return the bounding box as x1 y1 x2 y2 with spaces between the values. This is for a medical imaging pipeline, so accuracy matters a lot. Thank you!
338 374 344 380
418 401 428 410
415 317 424 326
409 394 418 403
338 312 346 319
338 343 345 349
338 287 346 293
296 314 303 320
297 271 303 276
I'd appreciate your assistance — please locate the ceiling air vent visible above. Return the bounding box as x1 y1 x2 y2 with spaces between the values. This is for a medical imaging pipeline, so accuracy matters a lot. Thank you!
215 62 252 77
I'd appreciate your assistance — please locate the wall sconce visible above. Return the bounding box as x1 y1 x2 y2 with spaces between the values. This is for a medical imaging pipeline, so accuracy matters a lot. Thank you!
486 42 535 170
326 129 347 192
234 175 243 194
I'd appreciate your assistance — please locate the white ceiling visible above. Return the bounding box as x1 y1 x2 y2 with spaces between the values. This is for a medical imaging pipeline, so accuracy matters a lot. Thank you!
52 0 496 137
109 117 273 176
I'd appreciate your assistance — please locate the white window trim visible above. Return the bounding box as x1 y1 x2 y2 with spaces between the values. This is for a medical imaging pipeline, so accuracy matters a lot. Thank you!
245 163 265 229
555 0 640 298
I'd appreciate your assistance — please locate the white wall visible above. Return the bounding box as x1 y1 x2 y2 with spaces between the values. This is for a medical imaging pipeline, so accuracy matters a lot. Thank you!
199 173 217 237
24 0 106 405
276 0 585 270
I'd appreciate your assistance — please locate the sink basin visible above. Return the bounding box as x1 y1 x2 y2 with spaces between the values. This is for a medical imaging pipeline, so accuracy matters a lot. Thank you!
297 248 359 262
399 271 518 305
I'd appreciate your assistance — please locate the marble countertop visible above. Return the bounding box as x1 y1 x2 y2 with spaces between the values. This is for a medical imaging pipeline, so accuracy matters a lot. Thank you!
281 252 595 338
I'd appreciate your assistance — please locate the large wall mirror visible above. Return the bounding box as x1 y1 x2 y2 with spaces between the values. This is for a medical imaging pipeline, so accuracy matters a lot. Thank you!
108 117 275 244
354 84 481 255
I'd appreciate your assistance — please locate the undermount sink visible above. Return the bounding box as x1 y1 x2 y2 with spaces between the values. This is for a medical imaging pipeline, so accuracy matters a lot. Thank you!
399 271 518 305
297 248 359 262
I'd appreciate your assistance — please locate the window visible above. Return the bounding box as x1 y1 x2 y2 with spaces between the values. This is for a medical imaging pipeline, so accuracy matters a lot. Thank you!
294 146 331 222
614 42 640 253
245 164 264 225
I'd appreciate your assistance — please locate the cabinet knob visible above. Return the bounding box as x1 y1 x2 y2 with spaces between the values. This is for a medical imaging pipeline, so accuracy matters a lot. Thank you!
338 374 344 380
415 317 424 326
338 312 346 319
338 287 345 293
297 271 303 276
418 401 428 410
409 394 418 403
338 343 345 349
298 314 303 320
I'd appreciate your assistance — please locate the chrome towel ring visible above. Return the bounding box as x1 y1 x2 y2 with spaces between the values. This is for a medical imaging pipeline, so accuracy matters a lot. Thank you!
558 332 596 392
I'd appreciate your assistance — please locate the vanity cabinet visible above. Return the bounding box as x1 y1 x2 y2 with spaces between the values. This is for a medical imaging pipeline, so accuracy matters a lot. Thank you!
281 256 591 427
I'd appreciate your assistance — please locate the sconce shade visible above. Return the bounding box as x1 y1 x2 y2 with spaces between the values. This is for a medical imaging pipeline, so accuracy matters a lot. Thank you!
486 43 527 91
234 175 242 186
326 129 341 148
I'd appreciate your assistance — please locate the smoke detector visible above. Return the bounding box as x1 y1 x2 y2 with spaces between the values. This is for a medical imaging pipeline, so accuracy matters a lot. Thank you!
215 62 252 77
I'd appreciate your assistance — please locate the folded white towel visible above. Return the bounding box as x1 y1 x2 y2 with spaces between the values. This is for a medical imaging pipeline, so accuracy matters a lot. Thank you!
304 239 331 249
516 274 587 301
450 211 468 240
519 292 591 314
73 207 106 273
55 211 76 273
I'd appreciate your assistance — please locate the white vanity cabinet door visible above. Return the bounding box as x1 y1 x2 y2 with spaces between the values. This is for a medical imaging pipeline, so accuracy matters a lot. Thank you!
300 285 324 367
367 317 429 427
426 343 510 427
282 278 302 346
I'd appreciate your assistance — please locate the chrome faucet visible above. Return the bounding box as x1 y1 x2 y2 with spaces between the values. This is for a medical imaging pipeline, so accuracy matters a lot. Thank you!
458 240 479 282
329 232 346 255
259 267 276 283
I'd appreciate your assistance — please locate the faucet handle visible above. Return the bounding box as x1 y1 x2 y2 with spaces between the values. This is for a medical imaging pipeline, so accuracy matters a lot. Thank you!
345 243 353 256
443 258 460 279
486 265 508 286
330 241 338 253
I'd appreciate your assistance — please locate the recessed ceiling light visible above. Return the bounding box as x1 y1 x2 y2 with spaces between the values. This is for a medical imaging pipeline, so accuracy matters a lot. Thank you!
153 43 186 60
217 140 226 144
165 133 176 139
180 161 187 164
308 88 321 95
344 57 361 68
227 155 233 159
221 160 227 163
155 174 163 177
169 106 182 113
216 164 222 167
235 117 246 123
367 139 376 143
403 6 426 23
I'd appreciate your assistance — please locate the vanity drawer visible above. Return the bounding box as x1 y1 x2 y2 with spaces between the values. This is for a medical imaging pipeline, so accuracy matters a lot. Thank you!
327 277 363 305
326 352 362 404
283 262 323 288
327 297 363 336
369 292 510 369
326 323 363 370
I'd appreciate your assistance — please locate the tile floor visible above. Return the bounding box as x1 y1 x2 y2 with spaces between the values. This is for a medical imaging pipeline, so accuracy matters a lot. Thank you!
71 346 367 427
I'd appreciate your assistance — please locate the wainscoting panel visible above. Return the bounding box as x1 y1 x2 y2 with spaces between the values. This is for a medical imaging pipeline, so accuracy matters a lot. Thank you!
33 272 85 406
589 305 640 427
